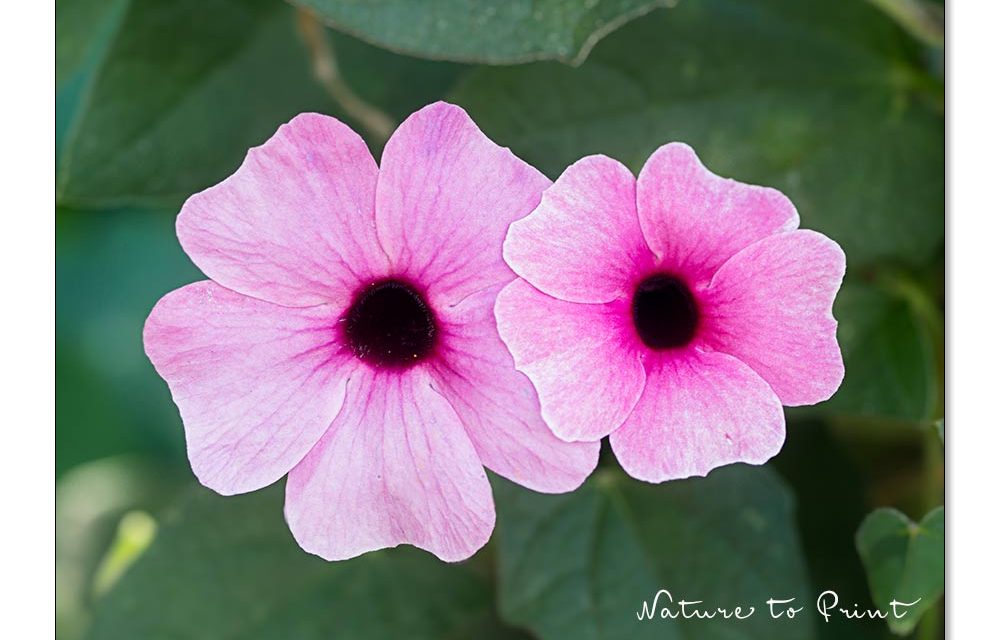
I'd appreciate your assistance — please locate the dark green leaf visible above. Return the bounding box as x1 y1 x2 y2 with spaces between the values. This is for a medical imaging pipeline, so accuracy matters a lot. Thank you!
294 0 673 65
451 0 944 267
855 506 944 635
58 0 335 208
87 484 518 640
56 208 204 474
57 0 467 209
822 281 937 421
494 466 816 639
56 0 129 88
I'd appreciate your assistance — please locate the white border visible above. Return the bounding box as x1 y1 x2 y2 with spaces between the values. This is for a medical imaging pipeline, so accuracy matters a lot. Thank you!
1 0 55 635
951 1 1000 637
14 0 992 636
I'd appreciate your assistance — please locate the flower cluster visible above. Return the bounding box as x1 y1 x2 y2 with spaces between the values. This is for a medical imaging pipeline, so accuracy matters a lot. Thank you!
145 102 844 562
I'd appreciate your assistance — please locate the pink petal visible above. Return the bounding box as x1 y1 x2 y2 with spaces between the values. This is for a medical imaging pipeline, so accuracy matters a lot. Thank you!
636 143 799 284
703 230 846 405
285 367 495 562
610 350 785 482
430 286 600 493
495 279 646 442
375 102 551 307
177 113 387 308
143 281 351 495
503 155 654 303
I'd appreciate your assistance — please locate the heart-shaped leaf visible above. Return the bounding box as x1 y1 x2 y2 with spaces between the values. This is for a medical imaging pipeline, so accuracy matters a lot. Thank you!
855 506 944 635
86 484 523 639
494 465 816 639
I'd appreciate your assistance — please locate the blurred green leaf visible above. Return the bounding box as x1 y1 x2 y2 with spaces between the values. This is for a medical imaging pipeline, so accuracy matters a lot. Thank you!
855 506 943 635
867 0 944 47
293 0 673 65
823 281 936 422
56 208 200 474
493 466 816 639
87 484 521 640
58 0 334 208
56 0 469 209
452 0 944 267
57 456 187 640
772 421 888 640
56 0 128 89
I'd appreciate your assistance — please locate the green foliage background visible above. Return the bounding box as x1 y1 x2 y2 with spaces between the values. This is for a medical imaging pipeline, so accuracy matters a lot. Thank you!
56 1 945 639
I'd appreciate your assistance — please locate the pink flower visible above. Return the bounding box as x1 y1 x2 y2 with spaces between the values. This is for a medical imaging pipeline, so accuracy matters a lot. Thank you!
143 102 599 562
495 144 845 482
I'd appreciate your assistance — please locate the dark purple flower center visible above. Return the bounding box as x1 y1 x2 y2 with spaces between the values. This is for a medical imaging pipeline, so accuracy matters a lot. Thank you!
344 279 438 368
631 274 699 349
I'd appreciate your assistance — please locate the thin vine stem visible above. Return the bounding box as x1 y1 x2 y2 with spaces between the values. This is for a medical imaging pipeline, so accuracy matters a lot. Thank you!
295 8 396 143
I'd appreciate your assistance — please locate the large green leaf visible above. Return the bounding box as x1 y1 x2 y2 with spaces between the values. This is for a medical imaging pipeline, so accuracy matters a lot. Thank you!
452 0 944 267
56 0 466 209
56 0 128 89
494 466 816 639
86 484 521 640
294 0 672 65
855 506 944 635
57 0 334 208
822 280 937 421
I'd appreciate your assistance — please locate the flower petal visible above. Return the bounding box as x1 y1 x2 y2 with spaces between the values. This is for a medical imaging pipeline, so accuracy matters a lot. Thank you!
375 102 551 306
143 281 351 495
495 279 646 442
636 142 799 283
610 350 785 482
285 367 495 562
430 286 599 493
177 113 386 307
503 155 654 303
703 230 846 405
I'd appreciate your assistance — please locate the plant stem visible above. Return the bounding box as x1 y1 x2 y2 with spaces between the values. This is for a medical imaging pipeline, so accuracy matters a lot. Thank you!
295 8 396 143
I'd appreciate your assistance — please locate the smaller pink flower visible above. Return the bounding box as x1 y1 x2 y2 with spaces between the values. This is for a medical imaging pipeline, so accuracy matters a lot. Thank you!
144 102 598 562
496 144 845 482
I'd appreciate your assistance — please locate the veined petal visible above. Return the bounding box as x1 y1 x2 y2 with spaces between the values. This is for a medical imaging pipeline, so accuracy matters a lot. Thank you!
143 281 351 495
177 113 386 308
495 279 646 442
504 155 654 303
375 101 551 307
636 143 799 284
431 286 599 493
703 230 846 405
285 367 495 562
610 350 785 482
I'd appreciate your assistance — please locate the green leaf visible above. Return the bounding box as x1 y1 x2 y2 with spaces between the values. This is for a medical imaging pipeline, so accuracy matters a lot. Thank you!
823 281 937 421
56 208 201 474
451 0 944 267
57 0 468 209
494 466 816 639
56 0 129 89
87 484 519 640
58 0 335 208
293 0 673 65
855 506 944 635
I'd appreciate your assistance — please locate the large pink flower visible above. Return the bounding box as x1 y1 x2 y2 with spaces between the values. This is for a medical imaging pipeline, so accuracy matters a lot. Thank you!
143 102 599 562
496 144 845 482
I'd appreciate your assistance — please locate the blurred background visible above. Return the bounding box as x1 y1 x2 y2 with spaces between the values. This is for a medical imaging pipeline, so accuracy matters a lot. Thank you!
56 1 944 639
